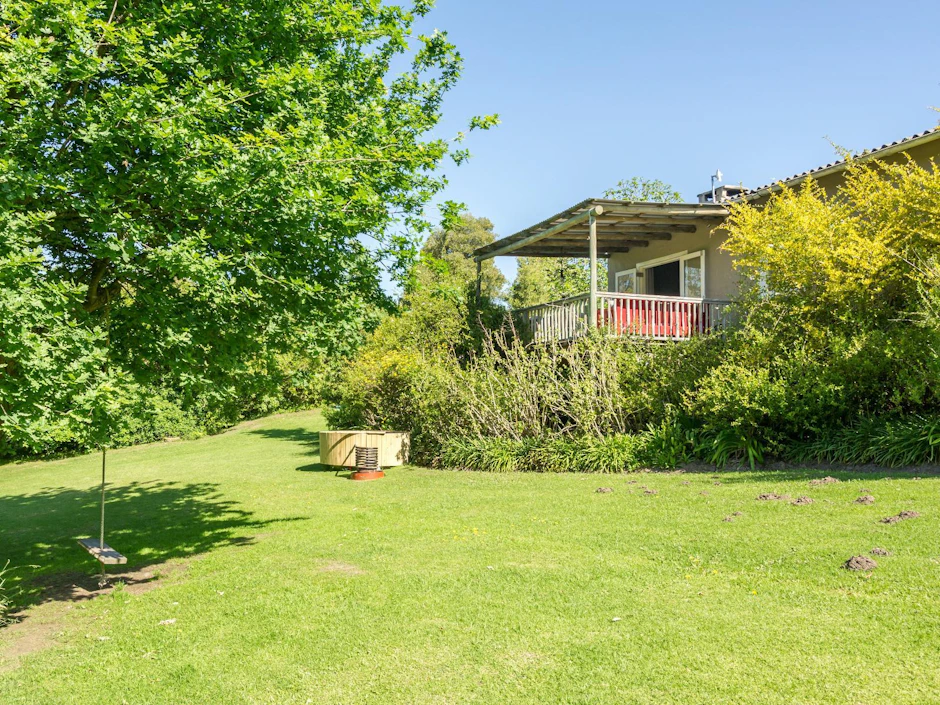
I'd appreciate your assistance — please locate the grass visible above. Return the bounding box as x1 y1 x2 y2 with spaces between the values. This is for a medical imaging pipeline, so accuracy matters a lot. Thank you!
1 410 939 704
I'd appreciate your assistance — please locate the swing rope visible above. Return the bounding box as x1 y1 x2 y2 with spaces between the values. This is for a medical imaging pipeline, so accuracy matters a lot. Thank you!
77 300 126 582
98 302 111 587
98 446 107 587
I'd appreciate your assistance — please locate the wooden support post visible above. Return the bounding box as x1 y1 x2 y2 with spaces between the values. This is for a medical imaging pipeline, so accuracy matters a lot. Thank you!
589 212 598 325
475 260 482 302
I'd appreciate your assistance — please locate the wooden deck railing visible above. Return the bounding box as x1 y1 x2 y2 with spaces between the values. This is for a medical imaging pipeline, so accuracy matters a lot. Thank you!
515 292 732 343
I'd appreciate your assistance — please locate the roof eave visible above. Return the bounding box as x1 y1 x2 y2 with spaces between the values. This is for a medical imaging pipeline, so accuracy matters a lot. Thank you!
471 199 729 261
736 127 940 202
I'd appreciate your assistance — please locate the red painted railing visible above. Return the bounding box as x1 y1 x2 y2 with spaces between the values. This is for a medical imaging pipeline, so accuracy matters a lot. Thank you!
515 293 731 342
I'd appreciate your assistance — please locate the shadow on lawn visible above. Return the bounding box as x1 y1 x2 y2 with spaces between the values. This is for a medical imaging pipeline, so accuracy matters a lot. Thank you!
248 426 321 452
0 480 303 618
295 463 343 474
247 426 339 473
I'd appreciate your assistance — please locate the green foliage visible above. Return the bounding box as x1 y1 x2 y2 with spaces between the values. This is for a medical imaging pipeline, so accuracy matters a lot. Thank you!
0 561 9 626
641 416 695 468
109 393 207 447
413 213 506 300
330 326 725 466
442 434 649 474
322 345 464 466
0 1 494 458
691 427 766 470
509 257 606 309
0 224 136 456
788 416 940 467
723 159 940 332
442 437 531 473
603 176 683 203
697 158 940 456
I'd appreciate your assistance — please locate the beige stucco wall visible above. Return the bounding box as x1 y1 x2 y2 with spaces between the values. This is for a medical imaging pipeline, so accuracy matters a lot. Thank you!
606 223 738 301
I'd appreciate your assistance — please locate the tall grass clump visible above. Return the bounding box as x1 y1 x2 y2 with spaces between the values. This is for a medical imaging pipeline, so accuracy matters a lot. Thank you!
789 416 940 467
442 434 651 474
0 561 11 625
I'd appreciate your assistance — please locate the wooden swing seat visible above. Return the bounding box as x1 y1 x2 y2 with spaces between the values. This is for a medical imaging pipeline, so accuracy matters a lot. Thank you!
78 538 127 565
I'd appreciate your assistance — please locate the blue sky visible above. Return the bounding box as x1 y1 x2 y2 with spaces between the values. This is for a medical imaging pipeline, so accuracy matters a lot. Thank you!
404 0 940 283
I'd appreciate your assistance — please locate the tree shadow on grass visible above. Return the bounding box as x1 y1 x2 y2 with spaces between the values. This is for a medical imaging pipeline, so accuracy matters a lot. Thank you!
247 427 341 473
248 427 321 453
0 480 303 619
296 463 345 474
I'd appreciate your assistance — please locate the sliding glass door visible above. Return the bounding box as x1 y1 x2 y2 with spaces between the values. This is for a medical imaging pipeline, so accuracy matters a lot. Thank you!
632 250 705 298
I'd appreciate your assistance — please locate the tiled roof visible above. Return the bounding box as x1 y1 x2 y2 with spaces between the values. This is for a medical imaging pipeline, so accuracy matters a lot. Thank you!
733 126 940 200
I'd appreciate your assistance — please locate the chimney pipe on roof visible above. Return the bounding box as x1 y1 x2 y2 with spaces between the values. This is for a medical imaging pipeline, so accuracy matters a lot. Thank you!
698 177 747 204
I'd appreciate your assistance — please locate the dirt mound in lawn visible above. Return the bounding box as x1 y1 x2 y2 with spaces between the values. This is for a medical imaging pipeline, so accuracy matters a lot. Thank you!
810 476 841 486
843 555 877 571
855 495 875 505
757 493 790 501
871 548 892 556
881 510 920 524
791 496 813 505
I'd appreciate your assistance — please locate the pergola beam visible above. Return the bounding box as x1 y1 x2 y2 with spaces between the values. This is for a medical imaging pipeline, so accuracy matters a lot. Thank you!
469 198 730 261
596 220 696 233
529 238 649 248
520 223 688 238
560 229 673 240
518 249 629 257
601 212 726 222
474 205 604 262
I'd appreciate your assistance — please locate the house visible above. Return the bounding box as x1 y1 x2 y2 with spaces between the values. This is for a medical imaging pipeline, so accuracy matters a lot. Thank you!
471 127 940 342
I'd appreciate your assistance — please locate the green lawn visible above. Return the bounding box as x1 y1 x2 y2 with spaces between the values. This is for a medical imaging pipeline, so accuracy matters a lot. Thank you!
1 411 938 704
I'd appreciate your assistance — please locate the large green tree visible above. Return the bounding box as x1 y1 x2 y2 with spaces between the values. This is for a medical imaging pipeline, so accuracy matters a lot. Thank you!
0 0 494 454
509 177 680 308
412 213 505 299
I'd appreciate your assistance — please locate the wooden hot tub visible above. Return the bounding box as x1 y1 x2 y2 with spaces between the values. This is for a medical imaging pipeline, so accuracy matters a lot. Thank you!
319 430 410 468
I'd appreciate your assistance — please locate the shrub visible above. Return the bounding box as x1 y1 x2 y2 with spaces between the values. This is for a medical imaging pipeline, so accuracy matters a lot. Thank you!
328 323 729 466
0 561 10 625
110 393 206 447
443 433 659 474
442 437 532 473
788 416 940 467
641 417 695 468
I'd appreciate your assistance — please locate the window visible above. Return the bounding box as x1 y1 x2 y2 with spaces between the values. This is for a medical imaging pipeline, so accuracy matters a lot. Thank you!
615 268 637 294
681 252 704 298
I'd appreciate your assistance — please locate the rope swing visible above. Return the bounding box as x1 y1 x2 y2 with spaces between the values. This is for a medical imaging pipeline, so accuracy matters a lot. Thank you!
76 300 126 586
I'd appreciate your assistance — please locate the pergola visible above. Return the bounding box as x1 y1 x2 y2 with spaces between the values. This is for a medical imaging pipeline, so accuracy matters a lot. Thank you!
471 198 729 320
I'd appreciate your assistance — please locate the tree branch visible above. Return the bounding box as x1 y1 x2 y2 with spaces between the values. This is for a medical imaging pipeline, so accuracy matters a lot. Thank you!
82 259 123 313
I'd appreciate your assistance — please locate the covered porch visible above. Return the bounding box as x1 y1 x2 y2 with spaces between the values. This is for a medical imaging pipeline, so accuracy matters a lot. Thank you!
472 198 733 342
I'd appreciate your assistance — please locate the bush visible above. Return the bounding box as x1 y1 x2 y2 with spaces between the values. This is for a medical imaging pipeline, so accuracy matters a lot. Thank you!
327 321 731 466
442 434 651 474
109 394 207 447
788 415 940 467
0 561 10 625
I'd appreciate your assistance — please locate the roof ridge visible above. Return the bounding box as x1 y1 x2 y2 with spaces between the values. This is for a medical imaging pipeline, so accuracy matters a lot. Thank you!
733 126 940 200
